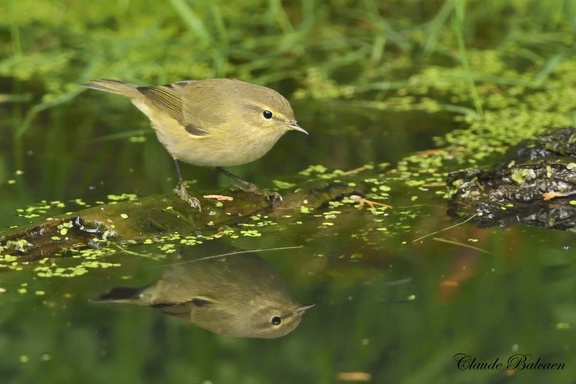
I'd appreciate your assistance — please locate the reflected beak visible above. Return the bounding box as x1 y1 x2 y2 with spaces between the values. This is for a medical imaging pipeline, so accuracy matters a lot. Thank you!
295 303 315 315
288 120 308 135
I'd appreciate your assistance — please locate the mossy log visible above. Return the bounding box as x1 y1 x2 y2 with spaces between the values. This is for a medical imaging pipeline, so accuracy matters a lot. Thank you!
0 179 363 260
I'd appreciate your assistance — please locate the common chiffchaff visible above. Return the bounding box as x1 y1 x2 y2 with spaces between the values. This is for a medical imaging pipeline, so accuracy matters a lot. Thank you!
96 246 313 338
83 78 307 209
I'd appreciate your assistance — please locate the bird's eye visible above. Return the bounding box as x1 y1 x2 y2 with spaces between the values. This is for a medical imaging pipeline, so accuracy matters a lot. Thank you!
262 110 273 119
271 316 282 326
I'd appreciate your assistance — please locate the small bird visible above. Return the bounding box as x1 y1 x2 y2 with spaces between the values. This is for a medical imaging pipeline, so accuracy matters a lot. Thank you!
83 78 307 209
95 245 314 338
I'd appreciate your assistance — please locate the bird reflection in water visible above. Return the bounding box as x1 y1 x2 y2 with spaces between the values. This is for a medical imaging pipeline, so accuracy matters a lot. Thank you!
96 243 313 338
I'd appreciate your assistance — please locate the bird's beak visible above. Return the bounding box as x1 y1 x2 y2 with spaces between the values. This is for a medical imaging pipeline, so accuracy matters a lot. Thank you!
295 303 315 315
288 120 308 135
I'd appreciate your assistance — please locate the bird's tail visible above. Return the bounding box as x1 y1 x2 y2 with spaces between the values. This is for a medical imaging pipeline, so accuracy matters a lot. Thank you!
82 79 142 99
93 286 144 303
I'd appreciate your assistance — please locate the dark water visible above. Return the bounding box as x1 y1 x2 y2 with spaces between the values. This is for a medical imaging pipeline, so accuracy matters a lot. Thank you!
0 96 574 383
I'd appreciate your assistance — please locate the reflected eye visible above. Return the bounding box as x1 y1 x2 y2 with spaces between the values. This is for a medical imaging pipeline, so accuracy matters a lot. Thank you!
271 316 282 326
262 110 273 119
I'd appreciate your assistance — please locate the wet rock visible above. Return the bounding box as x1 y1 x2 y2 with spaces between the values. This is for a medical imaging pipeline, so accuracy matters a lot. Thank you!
447 127 576 230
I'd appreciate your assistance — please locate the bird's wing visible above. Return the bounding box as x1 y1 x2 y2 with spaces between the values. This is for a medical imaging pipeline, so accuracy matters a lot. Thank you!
140 81 227 137
180 81 229 136
151 302 192 318
150 296 214 319
137 84 183 123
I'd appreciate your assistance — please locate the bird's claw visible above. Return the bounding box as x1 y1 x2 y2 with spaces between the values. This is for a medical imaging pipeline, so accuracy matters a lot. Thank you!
174 183 202 210
229 183 282 203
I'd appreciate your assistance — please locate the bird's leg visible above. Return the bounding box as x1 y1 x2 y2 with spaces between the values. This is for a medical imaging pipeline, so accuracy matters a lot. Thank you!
173 159 201 209
215 167 282 202
215 167 258 191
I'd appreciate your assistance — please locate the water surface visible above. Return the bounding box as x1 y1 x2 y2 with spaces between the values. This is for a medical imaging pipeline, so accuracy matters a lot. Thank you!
0 98 574 384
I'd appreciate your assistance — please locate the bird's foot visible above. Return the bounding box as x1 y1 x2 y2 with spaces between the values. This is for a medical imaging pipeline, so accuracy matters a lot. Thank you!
230 182 283 203
214 167 282 204
263 190 283 202
173 183 202 210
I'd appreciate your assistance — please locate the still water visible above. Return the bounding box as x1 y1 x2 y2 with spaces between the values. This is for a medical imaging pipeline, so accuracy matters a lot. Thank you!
0 97 574 383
